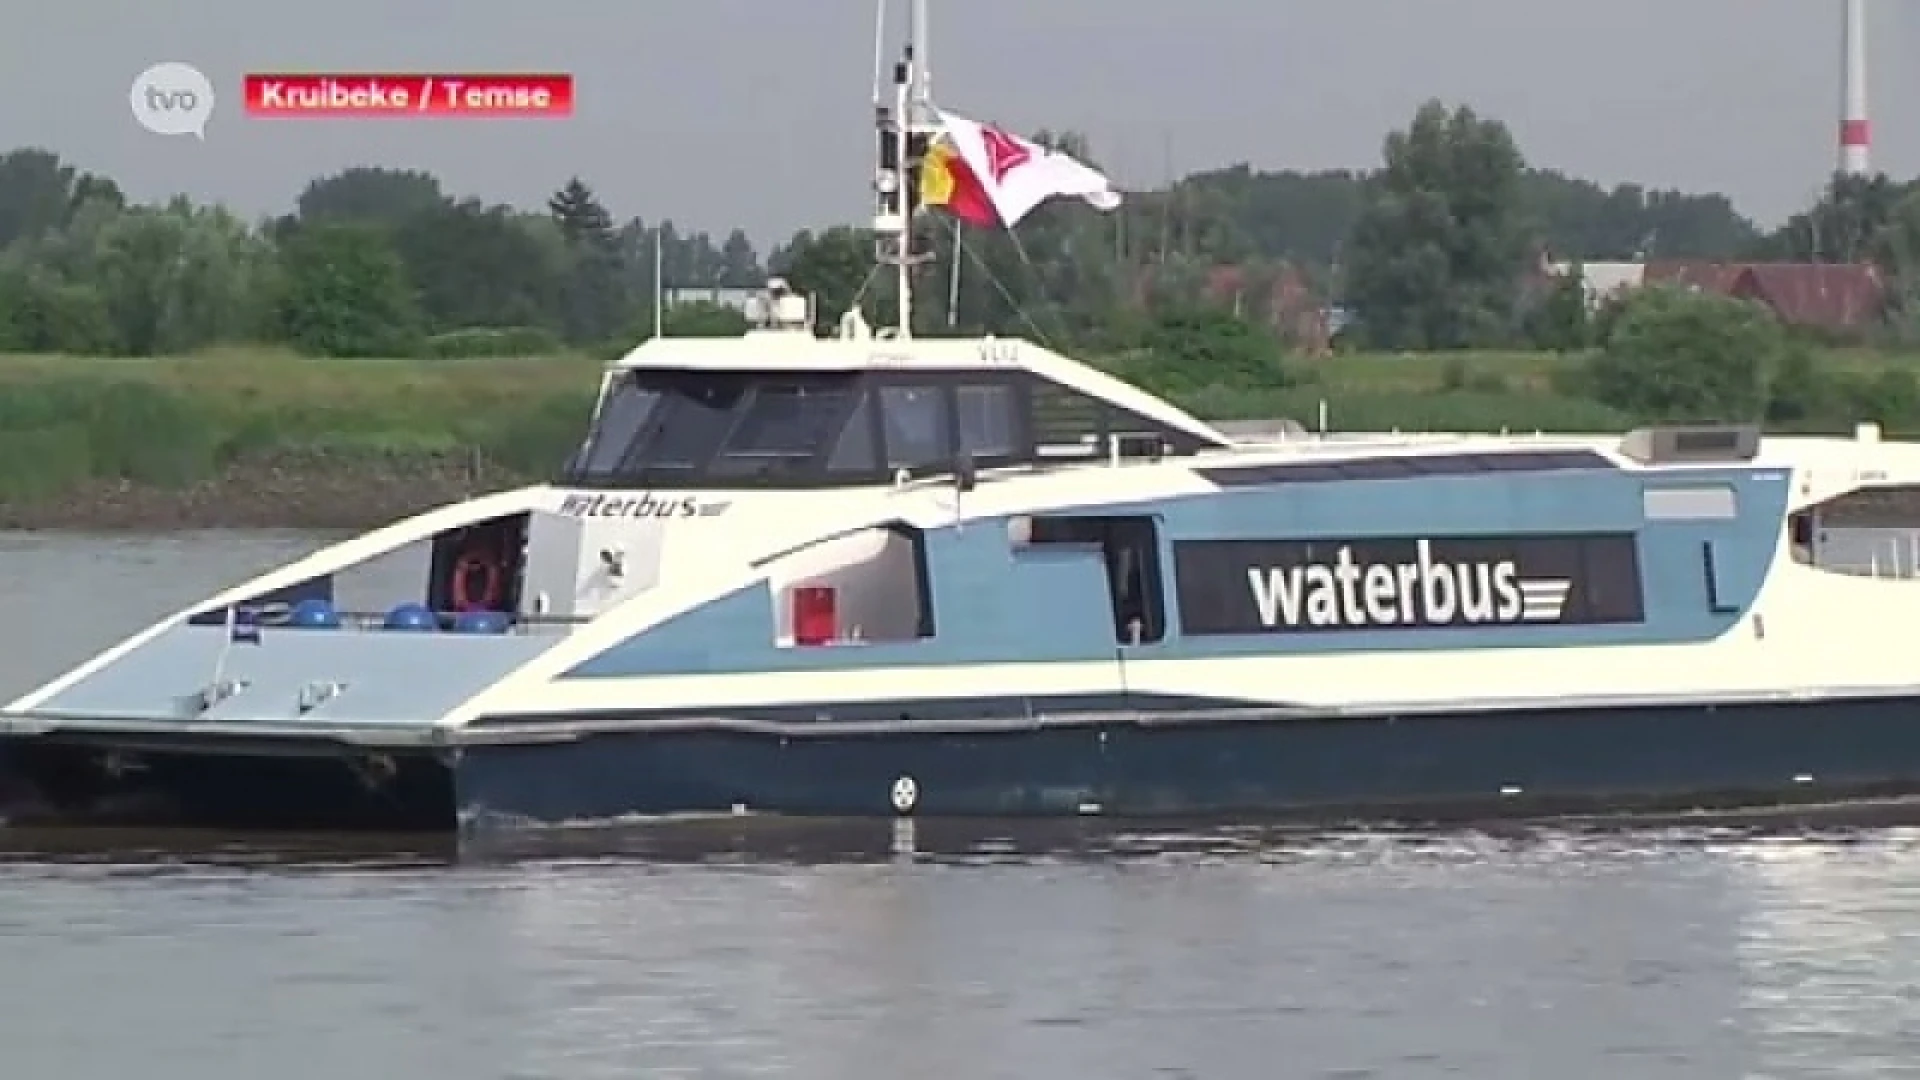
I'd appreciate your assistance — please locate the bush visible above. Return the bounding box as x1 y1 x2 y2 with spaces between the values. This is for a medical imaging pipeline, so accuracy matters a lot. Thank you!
419 326 565 359
1583 286 1783 422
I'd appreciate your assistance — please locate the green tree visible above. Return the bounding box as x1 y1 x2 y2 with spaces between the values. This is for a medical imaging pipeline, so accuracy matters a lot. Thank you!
546 177 627 345
1757 171 1906 263
1583 285 1784 422
77 201 276 355
773 226 879 332
664 300 751 337
1343 100 1534 349
0 149 123 250
718 228 763 288
1524 171 1758 261
391 198 564 332
1105 307 1293 394
1524 266 1592 351
548 177 615 248
0 260 115 353
294 166 448 228
276 222 421 357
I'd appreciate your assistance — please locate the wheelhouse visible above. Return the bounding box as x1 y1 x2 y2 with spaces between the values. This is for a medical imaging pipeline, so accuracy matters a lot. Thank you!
559 363 1230 491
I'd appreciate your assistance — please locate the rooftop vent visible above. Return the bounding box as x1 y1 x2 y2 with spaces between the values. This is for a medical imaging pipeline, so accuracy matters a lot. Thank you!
1618 424 1760 465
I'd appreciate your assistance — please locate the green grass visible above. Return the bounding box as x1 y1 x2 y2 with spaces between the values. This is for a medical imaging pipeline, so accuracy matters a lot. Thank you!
0 345 603 411
0 347 605 501
7 343 1912 414
1301 349 1574 392
0 342 1914 506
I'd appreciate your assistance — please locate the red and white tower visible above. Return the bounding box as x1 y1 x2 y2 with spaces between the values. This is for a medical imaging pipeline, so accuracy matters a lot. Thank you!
1840 0 1872 175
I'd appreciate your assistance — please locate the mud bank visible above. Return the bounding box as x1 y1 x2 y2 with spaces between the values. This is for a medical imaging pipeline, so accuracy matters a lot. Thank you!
0 447 534 532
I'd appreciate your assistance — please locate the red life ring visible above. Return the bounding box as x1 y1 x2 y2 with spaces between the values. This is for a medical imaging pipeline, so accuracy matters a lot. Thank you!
450 549 504 612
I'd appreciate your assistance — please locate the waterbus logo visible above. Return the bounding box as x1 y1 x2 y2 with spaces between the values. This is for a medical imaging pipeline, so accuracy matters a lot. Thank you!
1244 540 1568 629
1172 533 1646 635
556 492 731 520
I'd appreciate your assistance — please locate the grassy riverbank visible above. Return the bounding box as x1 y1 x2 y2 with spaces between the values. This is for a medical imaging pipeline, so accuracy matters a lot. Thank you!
0 348 601 528
0 344 1914 530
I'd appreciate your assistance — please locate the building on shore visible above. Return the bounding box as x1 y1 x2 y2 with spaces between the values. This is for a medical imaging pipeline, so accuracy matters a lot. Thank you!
1543 258 1887 336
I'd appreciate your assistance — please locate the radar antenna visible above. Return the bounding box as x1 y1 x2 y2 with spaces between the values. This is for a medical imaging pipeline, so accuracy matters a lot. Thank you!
871 0 938 338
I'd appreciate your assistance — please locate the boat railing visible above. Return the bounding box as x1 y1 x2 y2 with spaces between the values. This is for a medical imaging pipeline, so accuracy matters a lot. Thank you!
1866 531 1920 580
229 605 593 637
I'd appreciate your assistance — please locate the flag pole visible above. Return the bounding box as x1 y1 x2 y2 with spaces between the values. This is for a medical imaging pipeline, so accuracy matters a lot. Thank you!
947 216 962 327
873 0 936 340
901 0 934 337
653 228 664 338
893 55 914 338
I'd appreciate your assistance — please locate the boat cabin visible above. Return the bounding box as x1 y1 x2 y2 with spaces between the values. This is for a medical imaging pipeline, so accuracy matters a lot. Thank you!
194 292 1241 637
560 323 1232 492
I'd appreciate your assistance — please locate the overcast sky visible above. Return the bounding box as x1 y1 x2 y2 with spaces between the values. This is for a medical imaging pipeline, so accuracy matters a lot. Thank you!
5 0 1915 246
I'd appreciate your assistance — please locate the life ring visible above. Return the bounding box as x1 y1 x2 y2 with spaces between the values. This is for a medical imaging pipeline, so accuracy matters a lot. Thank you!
890 775 919 815
450 549 504 612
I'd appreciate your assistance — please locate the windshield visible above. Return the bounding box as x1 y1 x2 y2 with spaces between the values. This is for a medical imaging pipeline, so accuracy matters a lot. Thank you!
562 369 862 487
711 382 854 476
575 377 660 475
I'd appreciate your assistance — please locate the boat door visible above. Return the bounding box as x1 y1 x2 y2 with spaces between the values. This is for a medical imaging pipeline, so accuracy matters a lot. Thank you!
1017 512 1167 687
1089 516 1168 692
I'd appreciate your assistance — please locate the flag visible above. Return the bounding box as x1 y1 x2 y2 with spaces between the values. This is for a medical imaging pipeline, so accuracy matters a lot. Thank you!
226 604 261 645
929 110 1122 228
919 139 998 227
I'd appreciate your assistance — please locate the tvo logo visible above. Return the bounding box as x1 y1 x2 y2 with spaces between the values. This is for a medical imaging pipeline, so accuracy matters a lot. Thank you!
130 62 216 139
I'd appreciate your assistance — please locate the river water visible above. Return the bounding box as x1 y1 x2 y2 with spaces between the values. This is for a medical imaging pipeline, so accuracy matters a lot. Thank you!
0 531 1916 1079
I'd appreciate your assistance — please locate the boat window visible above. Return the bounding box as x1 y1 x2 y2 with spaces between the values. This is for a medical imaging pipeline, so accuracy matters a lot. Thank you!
561 369 877 488
1195 450 1617 488
1025 376 1219 459
956 384 1017 458
631 378 747 476
828 392 881 473
881 385 950 470
574 377 661 478
710 383 852 477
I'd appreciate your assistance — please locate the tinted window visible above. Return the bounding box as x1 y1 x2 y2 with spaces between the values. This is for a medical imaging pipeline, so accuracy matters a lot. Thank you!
711 384 851 477
956 384 1016 457
639 379 748 474
1196 450 1614 487
558 369 891 487
829 392 881 472
576 378 660 476
1337 458 1418 480
881 386 950 469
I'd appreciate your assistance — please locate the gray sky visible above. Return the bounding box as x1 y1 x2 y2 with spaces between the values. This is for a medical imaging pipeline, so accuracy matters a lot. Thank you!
5 0 1915 245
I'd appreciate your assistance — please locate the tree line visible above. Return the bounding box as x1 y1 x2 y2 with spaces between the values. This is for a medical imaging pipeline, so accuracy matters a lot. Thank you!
4 99 1920 436
0 100 1849 361
2 96 1920 516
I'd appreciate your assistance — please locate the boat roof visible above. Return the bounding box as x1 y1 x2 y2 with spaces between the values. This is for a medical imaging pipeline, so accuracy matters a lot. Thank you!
611 327 1238 451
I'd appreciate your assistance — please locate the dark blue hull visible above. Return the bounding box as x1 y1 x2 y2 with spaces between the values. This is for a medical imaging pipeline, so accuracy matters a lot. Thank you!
10 694 1920 836
452 694 1920 828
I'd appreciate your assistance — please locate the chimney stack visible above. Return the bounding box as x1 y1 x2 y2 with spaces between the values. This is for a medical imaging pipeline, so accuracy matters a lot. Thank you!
1841 0 1871 175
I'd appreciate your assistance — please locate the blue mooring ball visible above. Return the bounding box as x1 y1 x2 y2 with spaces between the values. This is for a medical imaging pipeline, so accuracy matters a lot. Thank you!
288 597 342 629
453 610 511 635
382 602 439 631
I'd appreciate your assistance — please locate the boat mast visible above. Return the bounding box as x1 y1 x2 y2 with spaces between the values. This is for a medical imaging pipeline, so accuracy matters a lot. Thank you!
873 0 936 338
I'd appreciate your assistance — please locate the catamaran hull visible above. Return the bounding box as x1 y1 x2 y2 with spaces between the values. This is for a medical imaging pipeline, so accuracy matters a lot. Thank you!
0 732 457 832
8 693 1920 835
